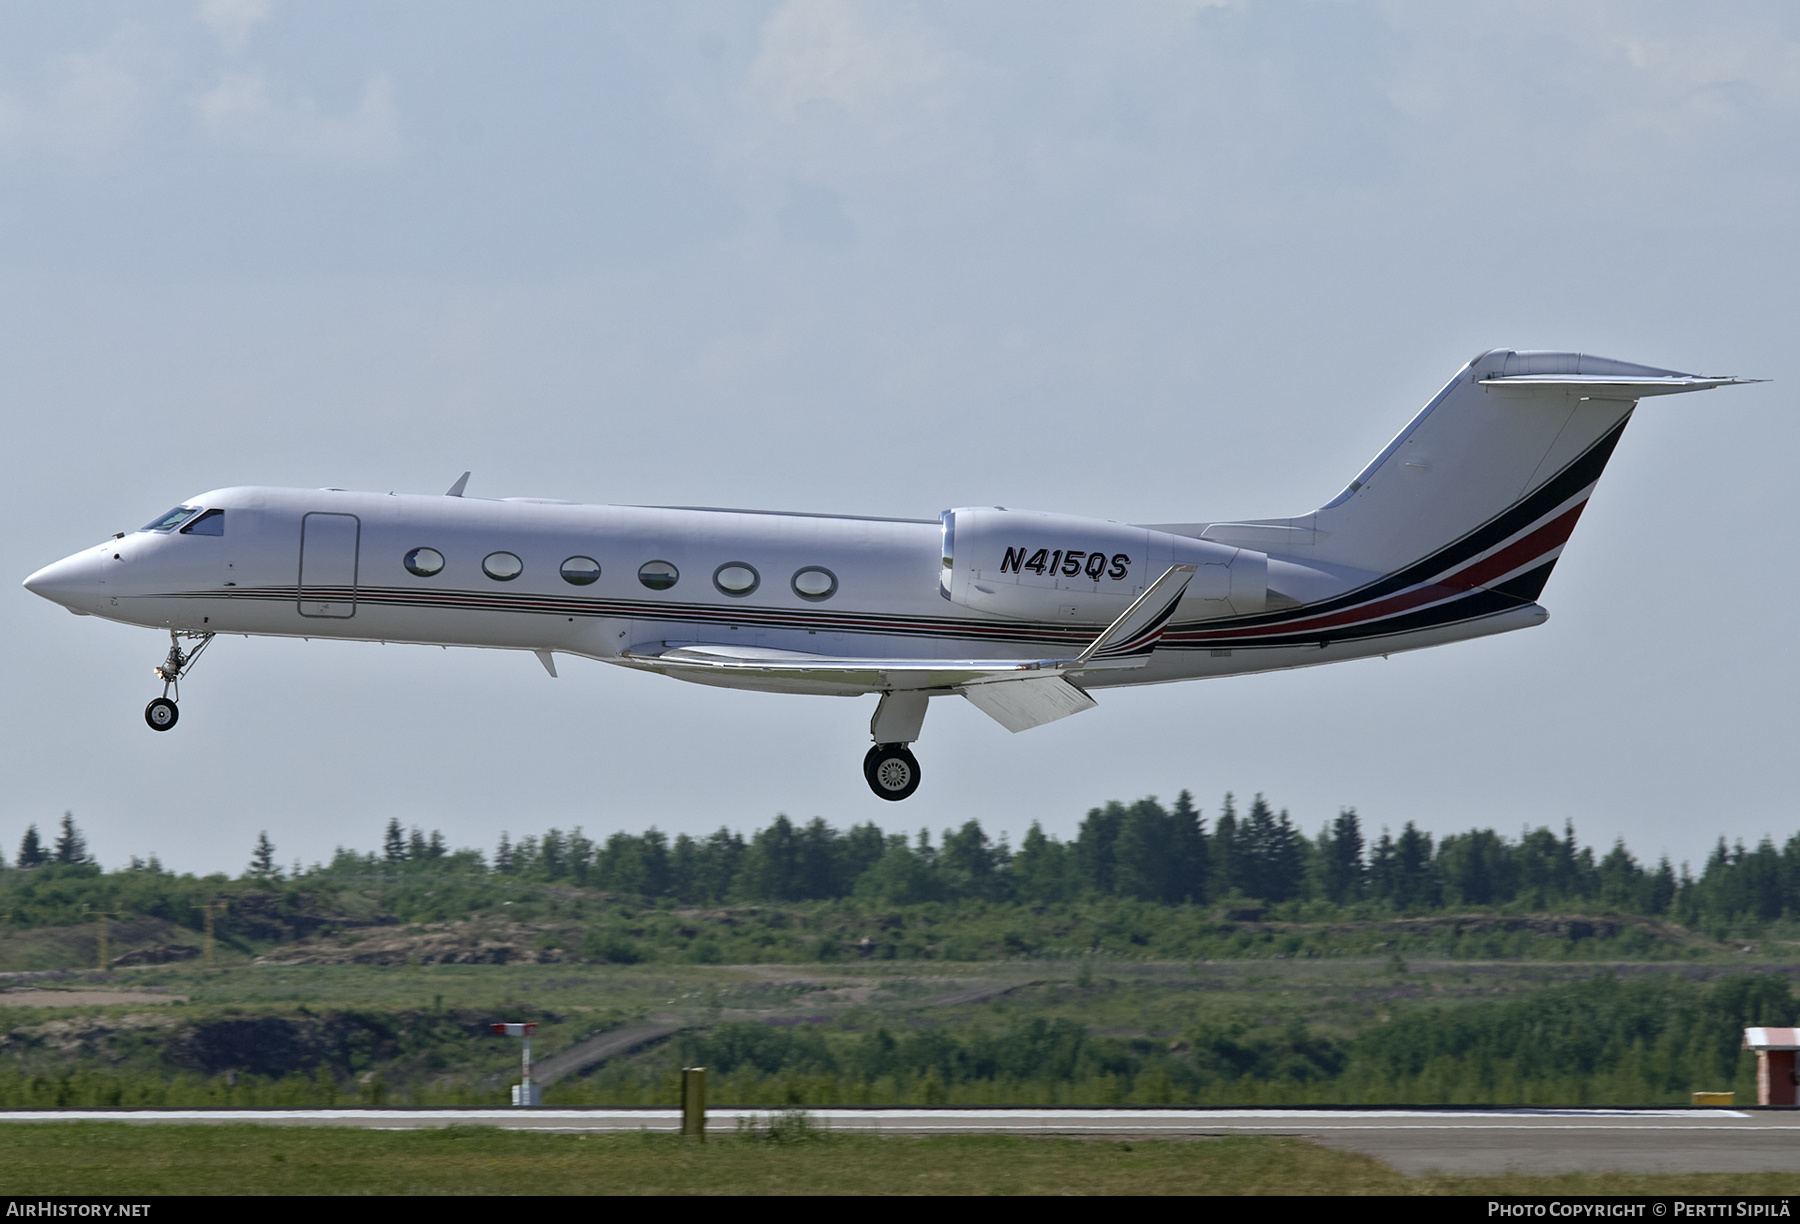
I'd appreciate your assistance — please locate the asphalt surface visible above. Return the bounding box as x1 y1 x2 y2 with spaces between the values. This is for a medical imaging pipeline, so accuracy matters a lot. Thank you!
1 1107 1793 1174
527 1023 684 1088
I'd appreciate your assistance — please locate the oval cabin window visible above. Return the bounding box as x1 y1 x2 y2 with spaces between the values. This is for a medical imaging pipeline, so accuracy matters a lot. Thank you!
638 560 679 590
482 551 523 581
560 556 601 586
791 567 837 601
404 547 445 577
713 563 760 597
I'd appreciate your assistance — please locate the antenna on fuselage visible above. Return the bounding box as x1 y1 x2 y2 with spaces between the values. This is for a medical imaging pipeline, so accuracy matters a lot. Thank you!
445 472 471 497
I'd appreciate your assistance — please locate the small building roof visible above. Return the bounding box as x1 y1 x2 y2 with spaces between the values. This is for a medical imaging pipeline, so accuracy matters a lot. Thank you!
1742 1027 1800 1051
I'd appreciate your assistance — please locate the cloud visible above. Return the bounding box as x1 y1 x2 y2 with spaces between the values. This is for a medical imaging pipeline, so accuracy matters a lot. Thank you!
195 70 399 163
0 24 157 160
197 0 274 56
747 0 963 125
1380 3 1800 173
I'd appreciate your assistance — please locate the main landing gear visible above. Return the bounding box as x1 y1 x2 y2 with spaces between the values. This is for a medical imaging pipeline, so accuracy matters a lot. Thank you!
863 691 929 801
863 744 921 801
144 630 213 732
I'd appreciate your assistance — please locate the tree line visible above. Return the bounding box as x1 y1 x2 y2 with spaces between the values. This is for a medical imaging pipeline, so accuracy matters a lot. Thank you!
11 797 1800 934
308 795 1800 932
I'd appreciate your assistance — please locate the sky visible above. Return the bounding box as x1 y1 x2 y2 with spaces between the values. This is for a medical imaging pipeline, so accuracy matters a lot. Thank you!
2 0 1795 877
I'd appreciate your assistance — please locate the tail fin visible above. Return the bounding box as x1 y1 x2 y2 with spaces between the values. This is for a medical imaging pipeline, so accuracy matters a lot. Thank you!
1203 350 1755 600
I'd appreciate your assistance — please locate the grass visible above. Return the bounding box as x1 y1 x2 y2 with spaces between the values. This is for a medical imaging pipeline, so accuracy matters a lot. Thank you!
0 1124 1796 1195
5 958 1792 1106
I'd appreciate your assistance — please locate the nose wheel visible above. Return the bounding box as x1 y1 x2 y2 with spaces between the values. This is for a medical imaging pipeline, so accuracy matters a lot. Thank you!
863 744 921 801
145 630 213 732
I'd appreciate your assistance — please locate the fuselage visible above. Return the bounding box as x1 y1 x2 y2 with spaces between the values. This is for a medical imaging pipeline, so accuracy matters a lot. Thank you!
23 484 1542 697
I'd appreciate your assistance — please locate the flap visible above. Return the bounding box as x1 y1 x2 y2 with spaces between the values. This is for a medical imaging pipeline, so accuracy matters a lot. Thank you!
620 642 1101 692
959 675 1098 733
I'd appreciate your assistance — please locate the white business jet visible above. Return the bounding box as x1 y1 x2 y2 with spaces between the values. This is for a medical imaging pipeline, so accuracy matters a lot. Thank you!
23 350 1756 801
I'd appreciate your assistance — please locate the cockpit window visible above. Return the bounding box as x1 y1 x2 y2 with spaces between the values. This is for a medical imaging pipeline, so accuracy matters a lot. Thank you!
141 506 201 533
180 509 224 536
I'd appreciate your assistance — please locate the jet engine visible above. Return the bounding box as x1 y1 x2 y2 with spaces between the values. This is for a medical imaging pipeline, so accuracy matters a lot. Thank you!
939 507 1268 623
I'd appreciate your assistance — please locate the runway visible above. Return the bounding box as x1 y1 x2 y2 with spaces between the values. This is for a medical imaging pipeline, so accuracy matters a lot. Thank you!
1 1107 1793 1175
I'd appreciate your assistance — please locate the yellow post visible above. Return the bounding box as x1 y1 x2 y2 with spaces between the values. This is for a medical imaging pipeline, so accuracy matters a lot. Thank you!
83 906 123 971
193 900 228 966
681 1067 706 1141
83 903 124 972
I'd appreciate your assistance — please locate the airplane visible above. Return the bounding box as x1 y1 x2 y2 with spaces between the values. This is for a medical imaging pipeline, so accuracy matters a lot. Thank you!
22 349 1758 801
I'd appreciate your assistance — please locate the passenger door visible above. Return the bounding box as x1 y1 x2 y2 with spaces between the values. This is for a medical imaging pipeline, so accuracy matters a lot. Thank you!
298 512 360 619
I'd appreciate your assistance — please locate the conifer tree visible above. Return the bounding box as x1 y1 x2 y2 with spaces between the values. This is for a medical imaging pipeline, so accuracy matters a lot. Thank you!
1075 802 1125 896
796 817 840 899
744 815 801 900
1268 806 1308 903
1320 808 1365 903
1012 822 1074 903
1437 828 1507 906
1169 790 1210 904
1597 839 1644 910
1114 798 1173 901
1367 828 1397 902
383 818 407 863
695 827 744 903
52 812 91 866
939 820 1002 900
1240 795 1305 902
1391 822 1437 909
249 831 278 880
1211 793 1240 899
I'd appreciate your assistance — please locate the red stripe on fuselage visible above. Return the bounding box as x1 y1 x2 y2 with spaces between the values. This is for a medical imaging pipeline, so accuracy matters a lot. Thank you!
1167 497 1590 644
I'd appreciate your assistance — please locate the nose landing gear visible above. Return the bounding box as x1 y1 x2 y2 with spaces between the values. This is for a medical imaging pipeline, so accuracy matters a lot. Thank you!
144 630 213 732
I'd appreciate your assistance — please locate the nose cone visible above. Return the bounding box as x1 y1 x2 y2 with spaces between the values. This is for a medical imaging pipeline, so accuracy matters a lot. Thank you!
23 550 104 612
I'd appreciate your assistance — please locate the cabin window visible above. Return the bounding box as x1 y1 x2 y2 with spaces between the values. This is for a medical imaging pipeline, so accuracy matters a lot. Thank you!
638 560 679 590
482 551 524 581
180 509 225 536
791 567 838 601
141 506 200 533
560 556 601 586
404 547 445 577
713 562 759 597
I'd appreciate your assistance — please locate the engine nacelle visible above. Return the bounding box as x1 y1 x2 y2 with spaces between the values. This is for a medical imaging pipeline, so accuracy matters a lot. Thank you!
939 507 1267 623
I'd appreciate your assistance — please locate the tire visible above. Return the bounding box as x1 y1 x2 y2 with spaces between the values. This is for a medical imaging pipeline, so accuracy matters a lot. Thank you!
144 697 179 731
863 744 921 801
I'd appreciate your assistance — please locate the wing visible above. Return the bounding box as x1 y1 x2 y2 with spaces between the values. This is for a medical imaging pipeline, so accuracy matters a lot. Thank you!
620 565 1198 724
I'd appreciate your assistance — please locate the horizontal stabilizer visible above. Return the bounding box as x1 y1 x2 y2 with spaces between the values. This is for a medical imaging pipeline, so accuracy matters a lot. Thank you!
959 675 1097 733
1479 375 1761 398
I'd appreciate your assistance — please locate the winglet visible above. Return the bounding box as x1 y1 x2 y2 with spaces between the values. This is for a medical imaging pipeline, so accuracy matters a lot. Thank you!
445 472 471 497
1075 564 1198 666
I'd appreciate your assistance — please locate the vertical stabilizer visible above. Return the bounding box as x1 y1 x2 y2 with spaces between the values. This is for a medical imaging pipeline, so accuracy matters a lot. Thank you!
1239 351 1750 600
